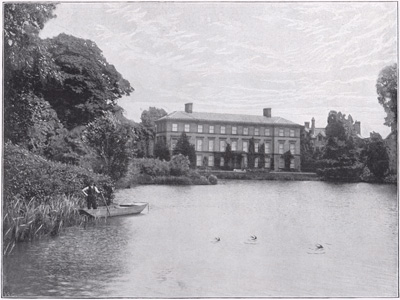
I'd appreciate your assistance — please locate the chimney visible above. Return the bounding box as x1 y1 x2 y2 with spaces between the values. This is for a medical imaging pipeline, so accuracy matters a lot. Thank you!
304 122 310 129
311 117 315 135
263 108 271 118
185 103 193 113
354 121 361 135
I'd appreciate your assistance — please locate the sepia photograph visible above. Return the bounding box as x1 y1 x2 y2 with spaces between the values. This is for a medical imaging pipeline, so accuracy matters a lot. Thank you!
2 1 398 298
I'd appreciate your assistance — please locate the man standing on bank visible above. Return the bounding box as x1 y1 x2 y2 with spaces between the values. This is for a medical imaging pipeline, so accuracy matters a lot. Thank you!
82 182 101 209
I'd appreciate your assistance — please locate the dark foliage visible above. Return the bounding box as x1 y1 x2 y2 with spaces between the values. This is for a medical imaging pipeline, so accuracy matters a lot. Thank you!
154 139 171 161
365 132 390 179
376 63 397 132
173 132 196 167
42 33 133 129
83 115 133 181
4 143 114 203
223 143 233 169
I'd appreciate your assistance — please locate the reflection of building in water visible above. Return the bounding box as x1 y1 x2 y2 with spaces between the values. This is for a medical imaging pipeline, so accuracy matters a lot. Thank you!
304 116 362 150
155 103 303 170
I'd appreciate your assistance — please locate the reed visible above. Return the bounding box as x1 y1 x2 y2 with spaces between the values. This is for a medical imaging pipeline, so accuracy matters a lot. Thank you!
3 195 88 255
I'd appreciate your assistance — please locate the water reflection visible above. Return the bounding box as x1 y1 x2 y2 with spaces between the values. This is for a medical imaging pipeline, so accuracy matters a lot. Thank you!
3 181 398 297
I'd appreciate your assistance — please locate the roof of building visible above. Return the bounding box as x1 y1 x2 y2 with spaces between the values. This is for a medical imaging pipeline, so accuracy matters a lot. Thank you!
156 111 301 126
304 127 326 138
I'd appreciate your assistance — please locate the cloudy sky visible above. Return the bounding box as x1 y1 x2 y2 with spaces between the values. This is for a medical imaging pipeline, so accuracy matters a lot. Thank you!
40 2 397 137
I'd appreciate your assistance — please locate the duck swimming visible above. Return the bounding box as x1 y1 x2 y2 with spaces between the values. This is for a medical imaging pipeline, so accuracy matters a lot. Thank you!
315 243 323 249
251 235 257 241
215 237 221 242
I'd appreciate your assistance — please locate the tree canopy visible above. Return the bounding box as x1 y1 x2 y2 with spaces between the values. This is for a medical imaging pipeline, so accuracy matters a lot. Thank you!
376 63 397 132
4 3 58 144
173 133 196 167
365 132 389 179
42 33 134 128
141 107 167 130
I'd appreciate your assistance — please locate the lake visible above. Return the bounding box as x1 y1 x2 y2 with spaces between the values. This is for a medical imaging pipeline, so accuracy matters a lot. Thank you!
3 180 398 297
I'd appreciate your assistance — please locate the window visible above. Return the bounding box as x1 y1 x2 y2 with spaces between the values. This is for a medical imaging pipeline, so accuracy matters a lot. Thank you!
279 157 284 169
196 139 203 151
243 141 248 152
243 156 248 168
196 155 202 166
265 157 271 168
208 139 214 152
220 157 225 167
232 141 237 151
290 158 295 169
290 143 295 154
221 126 226 134
265 128 270 136
243 127 248 135
290 129 295 137
265 142 271 154
255 157 259 168
208 156 214 167
255 142 259 153
184 124 190 132
172 123 178 132
209 125 214 134
232 126 237 135
220 140 226 152
171 139 178 150
279 128 284 137
198 125 203 133
255 128 259 136
279 142 284 154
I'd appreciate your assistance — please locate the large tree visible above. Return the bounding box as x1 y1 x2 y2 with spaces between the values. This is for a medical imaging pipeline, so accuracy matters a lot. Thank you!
83 114 133 181
317 111 364 181
4 3 58 144
173 133 196 167
154 139 171 161
141 107 168 130
376 63 397 132
42 33 133 129
365 132 389 179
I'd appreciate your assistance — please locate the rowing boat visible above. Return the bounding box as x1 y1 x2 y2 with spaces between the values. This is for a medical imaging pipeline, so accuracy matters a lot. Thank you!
79 202 148 218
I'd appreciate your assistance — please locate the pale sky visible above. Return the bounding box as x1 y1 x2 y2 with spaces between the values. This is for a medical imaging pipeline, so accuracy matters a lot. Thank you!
40 2 397 137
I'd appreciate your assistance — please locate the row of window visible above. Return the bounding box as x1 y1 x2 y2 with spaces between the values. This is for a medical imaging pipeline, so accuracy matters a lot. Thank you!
191 140 295 154
171 139 296 154
171 123 295 137
195 155 295 169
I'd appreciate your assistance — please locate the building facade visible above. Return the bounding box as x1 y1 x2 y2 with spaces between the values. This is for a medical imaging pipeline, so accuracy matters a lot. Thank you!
155 103 302 171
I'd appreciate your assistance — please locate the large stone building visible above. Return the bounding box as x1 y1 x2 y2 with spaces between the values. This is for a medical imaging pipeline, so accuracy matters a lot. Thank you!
155 103 303 170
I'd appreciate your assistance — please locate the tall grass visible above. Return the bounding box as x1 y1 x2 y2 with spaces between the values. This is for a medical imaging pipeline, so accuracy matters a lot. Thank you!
3 195 88 255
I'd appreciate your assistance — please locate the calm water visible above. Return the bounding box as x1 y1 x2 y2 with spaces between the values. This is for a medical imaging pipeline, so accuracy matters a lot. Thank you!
3 181 398 297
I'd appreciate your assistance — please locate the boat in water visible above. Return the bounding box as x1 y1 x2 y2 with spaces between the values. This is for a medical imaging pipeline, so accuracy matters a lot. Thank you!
79 202 149 218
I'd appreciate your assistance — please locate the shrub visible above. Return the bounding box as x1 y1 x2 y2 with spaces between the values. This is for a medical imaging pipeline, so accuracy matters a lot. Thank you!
4 143 114 204
169 154 190 176
208 175 218 185
137 158 170 177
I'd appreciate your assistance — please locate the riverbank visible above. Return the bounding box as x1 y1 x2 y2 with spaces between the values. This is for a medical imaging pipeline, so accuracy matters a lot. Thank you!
199 170 320 181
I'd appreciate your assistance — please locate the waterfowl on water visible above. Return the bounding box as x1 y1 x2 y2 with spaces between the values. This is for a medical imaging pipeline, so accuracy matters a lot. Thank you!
215 237 221 242
315 243 323 249
251 235 257 240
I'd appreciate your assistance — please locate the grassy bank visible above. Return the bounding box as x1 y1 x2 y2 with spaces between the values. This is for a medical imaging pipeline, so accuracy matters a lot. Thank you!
3 143 115 254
